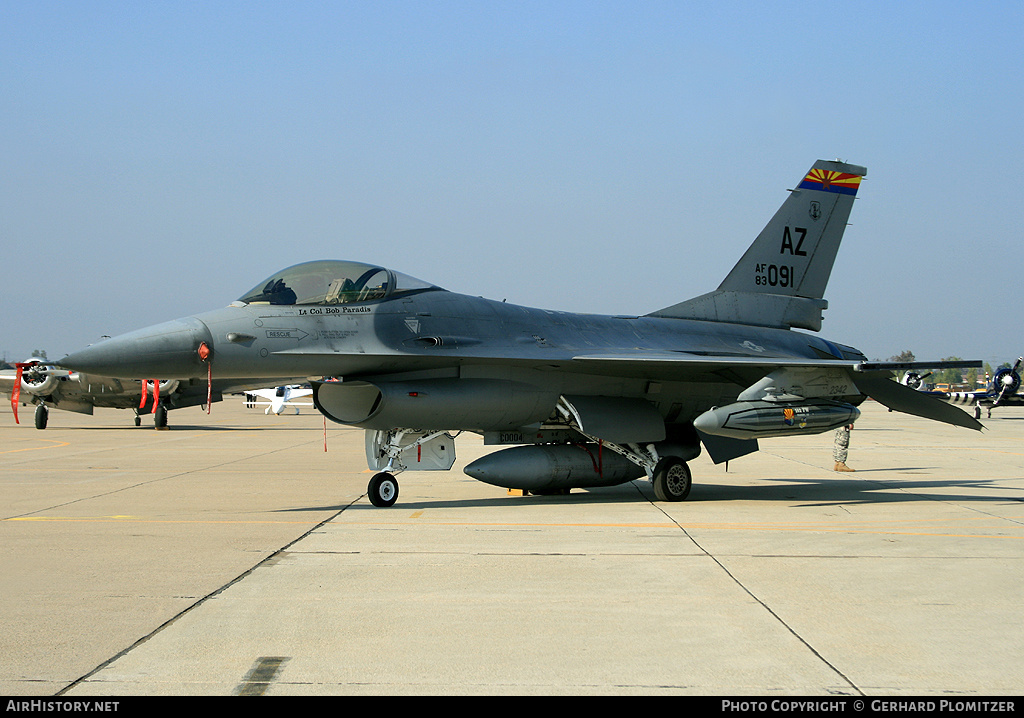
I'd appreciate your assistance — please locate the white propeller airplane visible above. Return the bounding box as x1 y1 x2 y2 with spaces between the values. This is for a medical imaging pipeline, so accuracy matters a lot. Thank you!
244 385 315 415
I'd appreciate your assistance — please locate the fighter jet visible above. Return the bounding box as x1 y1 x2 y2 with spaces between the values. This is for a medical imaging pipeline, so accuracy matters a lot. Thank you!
244 384 315 415
59 160 983 506
1 359 303 429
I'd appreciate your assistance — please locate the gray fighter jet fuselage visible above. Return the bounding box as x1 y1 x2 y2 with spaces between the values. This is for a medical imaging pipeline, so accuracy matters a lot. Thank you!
65 286 866 408
59 160 983 506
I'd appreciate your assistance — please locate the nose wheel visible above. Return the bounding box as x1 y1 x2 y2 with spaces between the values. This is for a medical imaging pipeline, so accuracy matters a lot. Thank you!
34 404 48 430
154 403 168 429
368 472 399 507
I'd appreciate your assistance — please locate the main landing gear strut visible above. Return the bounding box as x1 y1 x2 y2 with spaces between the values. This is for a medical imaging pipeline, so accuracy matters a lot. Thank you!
132 403 169 428
555 397 693 502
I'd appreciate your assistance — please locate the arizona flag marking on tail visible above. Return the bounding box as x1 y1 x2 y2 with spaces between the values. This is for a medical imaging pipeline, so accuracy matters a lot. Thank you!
799 169 862 196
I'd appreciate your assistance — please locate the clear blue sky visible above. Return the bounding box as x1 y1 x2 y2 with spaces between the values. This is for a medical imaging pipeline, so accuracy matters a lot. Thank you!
2 1 1021 367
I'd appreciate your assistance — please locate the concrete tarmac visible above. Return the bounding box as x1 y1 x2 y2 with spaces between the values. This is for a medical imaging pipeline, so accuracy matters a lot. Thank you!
1 398 1022 696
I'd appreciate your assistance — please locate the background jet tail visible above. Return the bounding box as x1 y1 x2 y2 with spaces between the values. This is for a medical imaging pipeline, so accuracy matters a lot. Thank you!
649 159 867 331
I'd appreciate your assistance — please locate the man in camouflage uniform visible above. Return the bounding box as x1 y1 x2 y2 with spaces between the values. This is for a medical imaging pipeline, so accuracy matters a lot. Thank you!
834 424 855 472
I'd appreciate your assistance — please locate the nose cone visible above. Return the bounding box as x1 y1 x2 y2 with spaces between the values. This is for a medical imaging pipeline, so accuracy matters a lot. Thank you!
60 317 214 378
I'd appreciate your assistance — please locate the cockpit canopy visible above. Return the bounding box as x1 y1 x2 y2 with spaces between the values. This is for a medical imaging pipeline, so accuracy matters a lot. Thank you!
238 260 441 306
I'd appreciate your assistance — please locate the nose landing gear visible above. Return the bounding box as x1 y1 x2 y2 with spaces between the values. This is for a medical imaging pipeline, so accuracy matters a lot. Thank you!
368 472 399 507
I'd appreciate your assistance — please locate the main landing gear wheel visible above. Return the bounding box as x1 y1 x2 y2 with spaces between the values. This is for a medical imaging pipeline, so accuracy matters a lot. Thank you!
34 404 48 430
368 472 399 507
653 457 692 502
154 404 168 429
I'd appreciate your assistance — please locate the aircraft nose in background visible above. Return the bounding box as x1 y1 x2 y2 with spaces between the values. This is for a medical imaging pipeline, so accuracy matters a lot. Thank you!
59 317 215 378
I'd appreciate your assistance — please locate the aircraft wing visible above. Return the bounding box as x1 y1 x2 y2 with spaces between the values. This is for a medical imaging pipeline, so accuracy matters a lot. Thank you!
273 348 859 385
247 389 281 401
244 386 315 407
246 387 313 399
274 345 983 431
572 354 983 372
566 353 854 389
570 353 983 431
0 370 17 396
571 352 857 371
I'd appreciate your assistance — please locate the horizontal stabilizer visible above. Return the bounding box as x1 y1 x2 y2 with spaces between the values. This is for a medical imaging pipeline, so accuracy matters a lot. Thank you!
853 372 984 431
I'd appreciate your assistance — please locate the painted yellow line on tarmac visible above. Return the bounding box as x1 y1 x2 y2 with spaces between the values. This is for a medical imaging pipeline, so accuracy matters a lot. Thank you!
6 512 1021 540
2 515 327 525
0 438 70 454
873 443 1024 457
345 516 1024 540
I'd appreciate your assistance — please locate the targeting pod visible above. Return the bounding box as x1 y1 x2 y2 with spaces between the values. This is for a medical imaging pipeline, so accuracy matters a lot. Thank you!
693 400 859 440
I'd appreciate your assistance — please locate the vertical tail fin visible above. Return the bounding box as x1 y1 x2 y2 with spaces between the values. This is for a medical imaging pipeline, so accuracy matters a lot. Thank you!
649 159 866 331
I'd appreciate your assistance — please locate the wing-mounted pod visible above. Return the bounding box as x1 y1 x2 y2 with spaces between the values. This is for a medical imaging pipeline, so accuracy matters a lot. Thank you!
694 367 862 440
694 400 859 440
